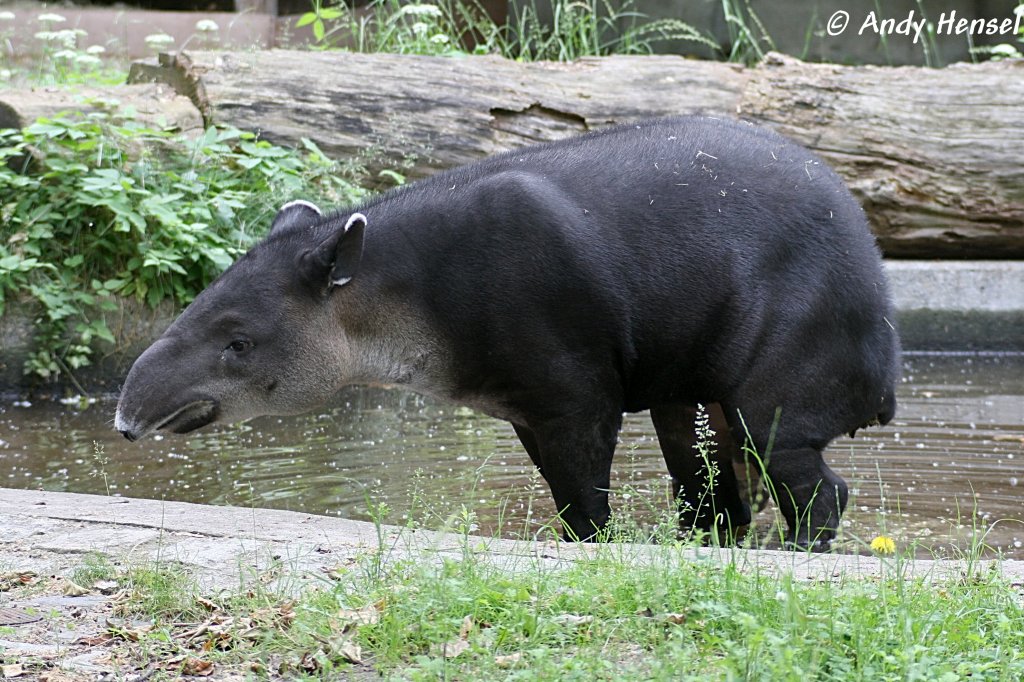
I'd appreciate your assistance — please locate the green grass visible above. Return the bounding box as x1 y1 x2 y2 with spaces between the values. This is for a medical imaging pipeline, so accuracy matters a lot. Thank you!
300 0 720 62
46 532 1024 681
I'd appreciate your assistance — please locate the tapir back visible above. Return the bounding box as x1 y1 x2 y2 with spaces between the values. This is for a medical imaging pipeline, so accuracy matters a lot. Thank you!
353 117 898 430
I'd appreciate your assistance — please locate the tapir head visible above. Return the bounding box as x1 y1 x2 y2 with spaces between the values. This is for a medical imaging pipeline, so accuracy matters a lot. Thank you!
114 201 367 441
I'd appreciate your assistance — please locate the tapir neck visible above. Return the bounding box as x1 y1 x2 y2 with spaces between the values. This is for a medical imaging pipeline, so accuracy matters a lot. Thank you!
326 197 454 396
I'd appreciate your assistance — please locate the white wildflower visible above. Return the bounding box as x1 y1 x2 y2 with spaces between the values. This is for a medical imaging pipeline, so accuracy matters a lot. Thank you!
54 49 77 60
0 11 16 21
0 69 12 81
86 44 106 54
411 21 428 36
36 13 67 23
144 33 175 48
430 33 449 44
195 19 219 32
75 54 102 67
398 4 442 17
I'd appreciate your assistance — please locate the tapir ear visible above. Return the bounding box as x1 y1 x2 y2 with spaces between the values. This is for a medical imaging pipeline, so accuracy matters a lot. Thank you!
306 212 367 290
269 200 322 237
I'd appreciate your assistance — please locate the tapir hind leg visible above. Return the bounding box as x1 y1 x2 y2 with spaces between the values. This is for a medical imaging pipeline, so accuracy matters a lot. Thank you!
762 446 848 551
650 402 758 542
718 401 849 551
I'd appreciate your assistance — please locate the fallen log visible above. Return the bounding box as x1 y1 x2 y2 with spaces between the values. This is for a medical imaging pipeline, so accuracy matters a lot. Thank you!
741 54 1024 258
0 83 202 133
128 50 749 182
118 50 1024 258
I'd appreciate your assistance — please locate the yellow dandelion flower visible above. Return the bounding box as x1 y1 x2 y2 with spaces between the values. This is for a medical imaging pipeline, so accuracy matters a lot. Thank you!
870 535 896 555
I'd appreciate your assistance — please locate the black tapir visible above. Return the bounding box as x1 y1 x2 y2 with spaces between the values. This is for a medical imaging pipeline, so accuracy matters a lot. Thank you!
115 116 900 550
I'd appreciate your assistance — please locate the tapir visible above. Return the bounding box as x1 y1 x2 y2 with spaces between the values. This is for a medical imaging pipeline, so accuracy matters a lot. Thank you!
115 116 900 550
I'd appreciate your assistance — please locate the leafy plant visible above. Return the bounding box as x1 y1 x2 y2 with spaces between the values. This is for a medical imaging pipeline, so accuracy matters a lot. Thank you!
971 2 1024 60
719 0 775 65
299 0 718 60
508 0 719 61
0 112 367 382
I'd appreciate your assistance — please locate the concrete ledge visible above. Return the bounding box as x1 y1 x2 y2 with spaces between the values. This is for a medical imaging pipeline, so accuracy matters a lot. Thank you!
885 260 1024 351
2 488 1022 589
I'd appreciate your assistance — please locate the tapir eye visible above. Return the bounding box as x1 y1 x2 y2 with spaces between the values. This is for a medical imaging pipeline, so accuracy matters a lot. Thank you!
227 339 251 354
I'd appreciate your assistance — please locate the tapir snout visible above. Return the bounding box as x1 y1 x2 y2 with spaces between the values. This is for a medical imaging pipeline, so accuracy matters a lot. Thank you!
115 337 221 441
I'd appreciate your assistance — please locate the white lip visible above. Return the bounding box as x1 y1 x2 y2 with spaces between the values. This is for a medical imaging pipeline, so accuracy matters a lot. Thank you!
115 399 217 440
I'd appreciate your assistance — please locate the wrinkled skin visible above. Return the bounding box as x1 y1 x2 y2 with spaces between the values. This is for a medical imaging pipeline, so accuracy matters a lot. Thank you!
116 117 901 550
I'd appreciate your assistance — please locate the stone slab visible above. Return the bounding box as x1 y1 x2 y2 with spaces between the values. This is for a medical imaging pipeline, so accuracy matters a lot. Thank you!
2 488 1023 591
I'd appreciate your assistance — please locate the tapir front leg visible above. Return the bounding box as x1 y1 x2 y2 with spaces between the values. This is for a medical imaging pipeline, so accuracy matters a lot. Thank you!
512 423 544 474
523 411 621 541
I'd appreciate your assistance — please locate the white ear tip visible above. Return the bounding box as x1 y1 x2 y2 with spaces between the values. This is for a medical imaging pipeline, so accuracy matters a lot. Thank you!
280 199 322 215
345 212 367 230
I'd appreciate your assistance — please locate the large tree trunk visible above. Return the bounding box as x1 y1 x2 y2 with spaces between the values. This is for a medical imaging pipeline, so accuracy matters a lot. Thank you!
68 50 1024 257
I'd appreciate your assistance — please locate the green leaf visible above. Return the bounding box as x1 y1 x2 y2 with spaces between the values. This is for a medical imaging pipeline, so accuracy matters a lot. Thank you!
91 320 116 344
313 18 326 41
296 12 318 28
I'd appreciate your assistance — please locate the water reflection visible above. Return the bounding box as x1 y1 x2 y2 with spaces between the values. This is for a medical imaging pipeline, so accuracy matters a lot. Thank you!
1 354 1021 557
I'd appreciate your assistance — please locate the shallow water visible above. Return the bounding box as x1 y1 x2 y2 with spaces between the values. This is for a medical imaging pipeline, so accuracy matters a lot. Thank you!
1 354 1022 557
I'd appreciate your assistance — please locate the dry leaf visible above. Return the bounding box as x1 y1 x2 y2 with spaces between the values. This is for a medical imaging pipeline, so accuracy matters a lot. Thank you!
551 614 594 626
93 580 119 594
197 597 220 611
337 603 381 627
180 657 215 677
62 580 90 597
0 571 36 591
1 664 24 679
76 633 116 646
495 652 522 668
662 613 687 625
331 637 363 664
